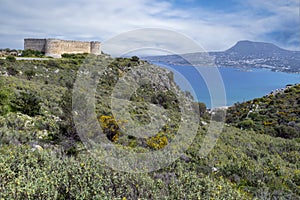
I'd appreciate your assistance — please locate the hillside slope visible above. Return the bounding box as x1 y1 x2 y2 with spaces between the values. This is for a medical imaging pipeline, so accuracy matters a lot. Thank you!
226 84 300 139
0 55 299 199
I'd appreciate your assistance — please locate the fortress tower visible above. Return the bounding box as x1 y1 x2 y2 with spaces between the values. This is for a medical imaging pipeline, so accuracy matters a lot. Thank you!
24 38 101 58
90 41 101 55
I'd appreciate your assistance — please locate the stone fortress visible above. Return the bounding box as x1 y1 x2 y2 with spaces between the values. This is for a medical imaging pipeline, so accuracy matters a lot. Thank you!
24 38 101 58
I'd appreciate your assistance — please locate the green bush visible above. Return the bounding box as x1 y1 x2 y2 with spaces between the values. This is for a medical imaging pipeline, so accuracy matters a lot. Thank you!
24 69 36 80
7 66 19 76
21 49 44 57
275 125 299 139
6 55 16 62
11 90 41 117
131 56 140 62
238 119 255 130
57 89 78 140
0 79 12 115
61 53 88 60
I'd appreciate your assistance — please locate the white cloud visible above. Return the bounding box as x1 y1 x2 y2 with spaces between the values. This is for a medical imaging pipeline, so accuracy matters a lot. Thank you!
0 0 298 52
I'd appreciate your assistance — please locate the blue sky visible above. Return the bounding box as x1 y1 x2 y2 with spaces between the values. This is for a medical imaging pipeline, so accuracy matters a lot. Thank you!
0 0 299 53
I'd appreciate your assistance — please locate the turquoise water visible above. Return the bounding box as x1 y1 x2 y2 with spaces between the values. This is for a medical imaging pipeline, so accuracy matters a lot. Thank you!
154 62 300 108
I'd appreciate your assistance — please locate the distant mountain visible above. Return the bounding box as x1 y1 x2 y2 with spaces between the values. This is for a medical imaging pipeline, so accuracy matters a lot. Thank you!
144 41 300 73
225 40 289 56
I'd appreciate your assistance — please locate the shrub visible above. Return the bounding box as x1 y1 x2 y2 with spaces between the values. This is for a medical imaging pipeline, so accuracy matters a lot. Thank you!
57 89 79 141
146 132 168 150
61 53 88 60
131 56 139 62
46 60 60 68
10 90 41 117
21 49 43 57
99 115 125 142
24 69 36 80
7 66 19 76
6 55 16 62
151 91 178 109
238 119 255 130
0 143 254 199
0 79 12 115
275 125 299 139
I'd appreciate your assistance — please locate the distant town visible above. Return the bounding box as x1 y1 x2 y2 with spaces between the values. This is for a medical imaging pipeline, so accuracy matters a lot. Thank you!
145 40 300 73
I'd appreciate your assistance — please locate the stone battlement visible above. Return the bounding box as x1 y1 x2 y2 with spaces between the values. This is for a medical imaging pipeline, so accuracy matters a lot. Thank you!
24 38 101 58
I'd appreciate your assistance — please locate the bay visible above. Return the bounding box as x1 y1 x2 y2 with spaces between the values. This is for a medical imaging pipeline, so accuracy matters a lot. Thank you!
153 62 300 108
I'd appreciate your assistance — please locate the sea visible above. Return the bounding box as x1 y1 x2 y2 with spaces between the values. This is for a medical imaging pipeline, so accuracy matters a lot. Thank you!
153 62 300 109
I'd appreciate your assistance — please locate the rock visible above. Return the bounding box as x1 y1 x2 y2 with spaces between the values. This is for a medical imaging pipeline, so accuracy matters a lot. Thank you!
32 144 43 151
212 167 218 172
180 154 191 163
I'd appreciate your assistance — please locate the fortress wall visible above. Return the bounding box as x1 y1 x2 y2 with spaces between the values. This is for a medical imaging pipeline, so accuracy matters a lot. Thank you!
45 39 92 58
24 39 46 52
24 38 101 58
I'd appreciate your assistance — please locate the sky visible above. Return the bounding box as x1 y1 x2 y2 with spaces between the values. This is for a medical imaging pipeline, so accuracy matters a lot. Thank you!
0 0 299 54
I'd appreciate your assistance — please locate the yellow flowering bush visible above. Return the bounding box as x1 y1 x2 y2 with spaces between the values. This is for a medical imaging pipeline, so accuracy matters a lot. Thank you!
146 132 168 150
99 115 126 142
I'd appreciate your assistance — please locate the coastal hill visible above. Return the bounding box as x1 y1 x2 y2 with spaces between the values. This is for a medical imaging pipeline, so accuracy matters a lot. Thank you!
144 40 300 73
226 83 300 139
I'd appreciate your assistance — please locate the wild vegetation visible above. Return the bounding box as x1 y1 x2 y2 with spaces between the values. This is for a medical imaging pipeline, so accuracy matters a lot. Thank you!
226 84 300 140
0 54 299 199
